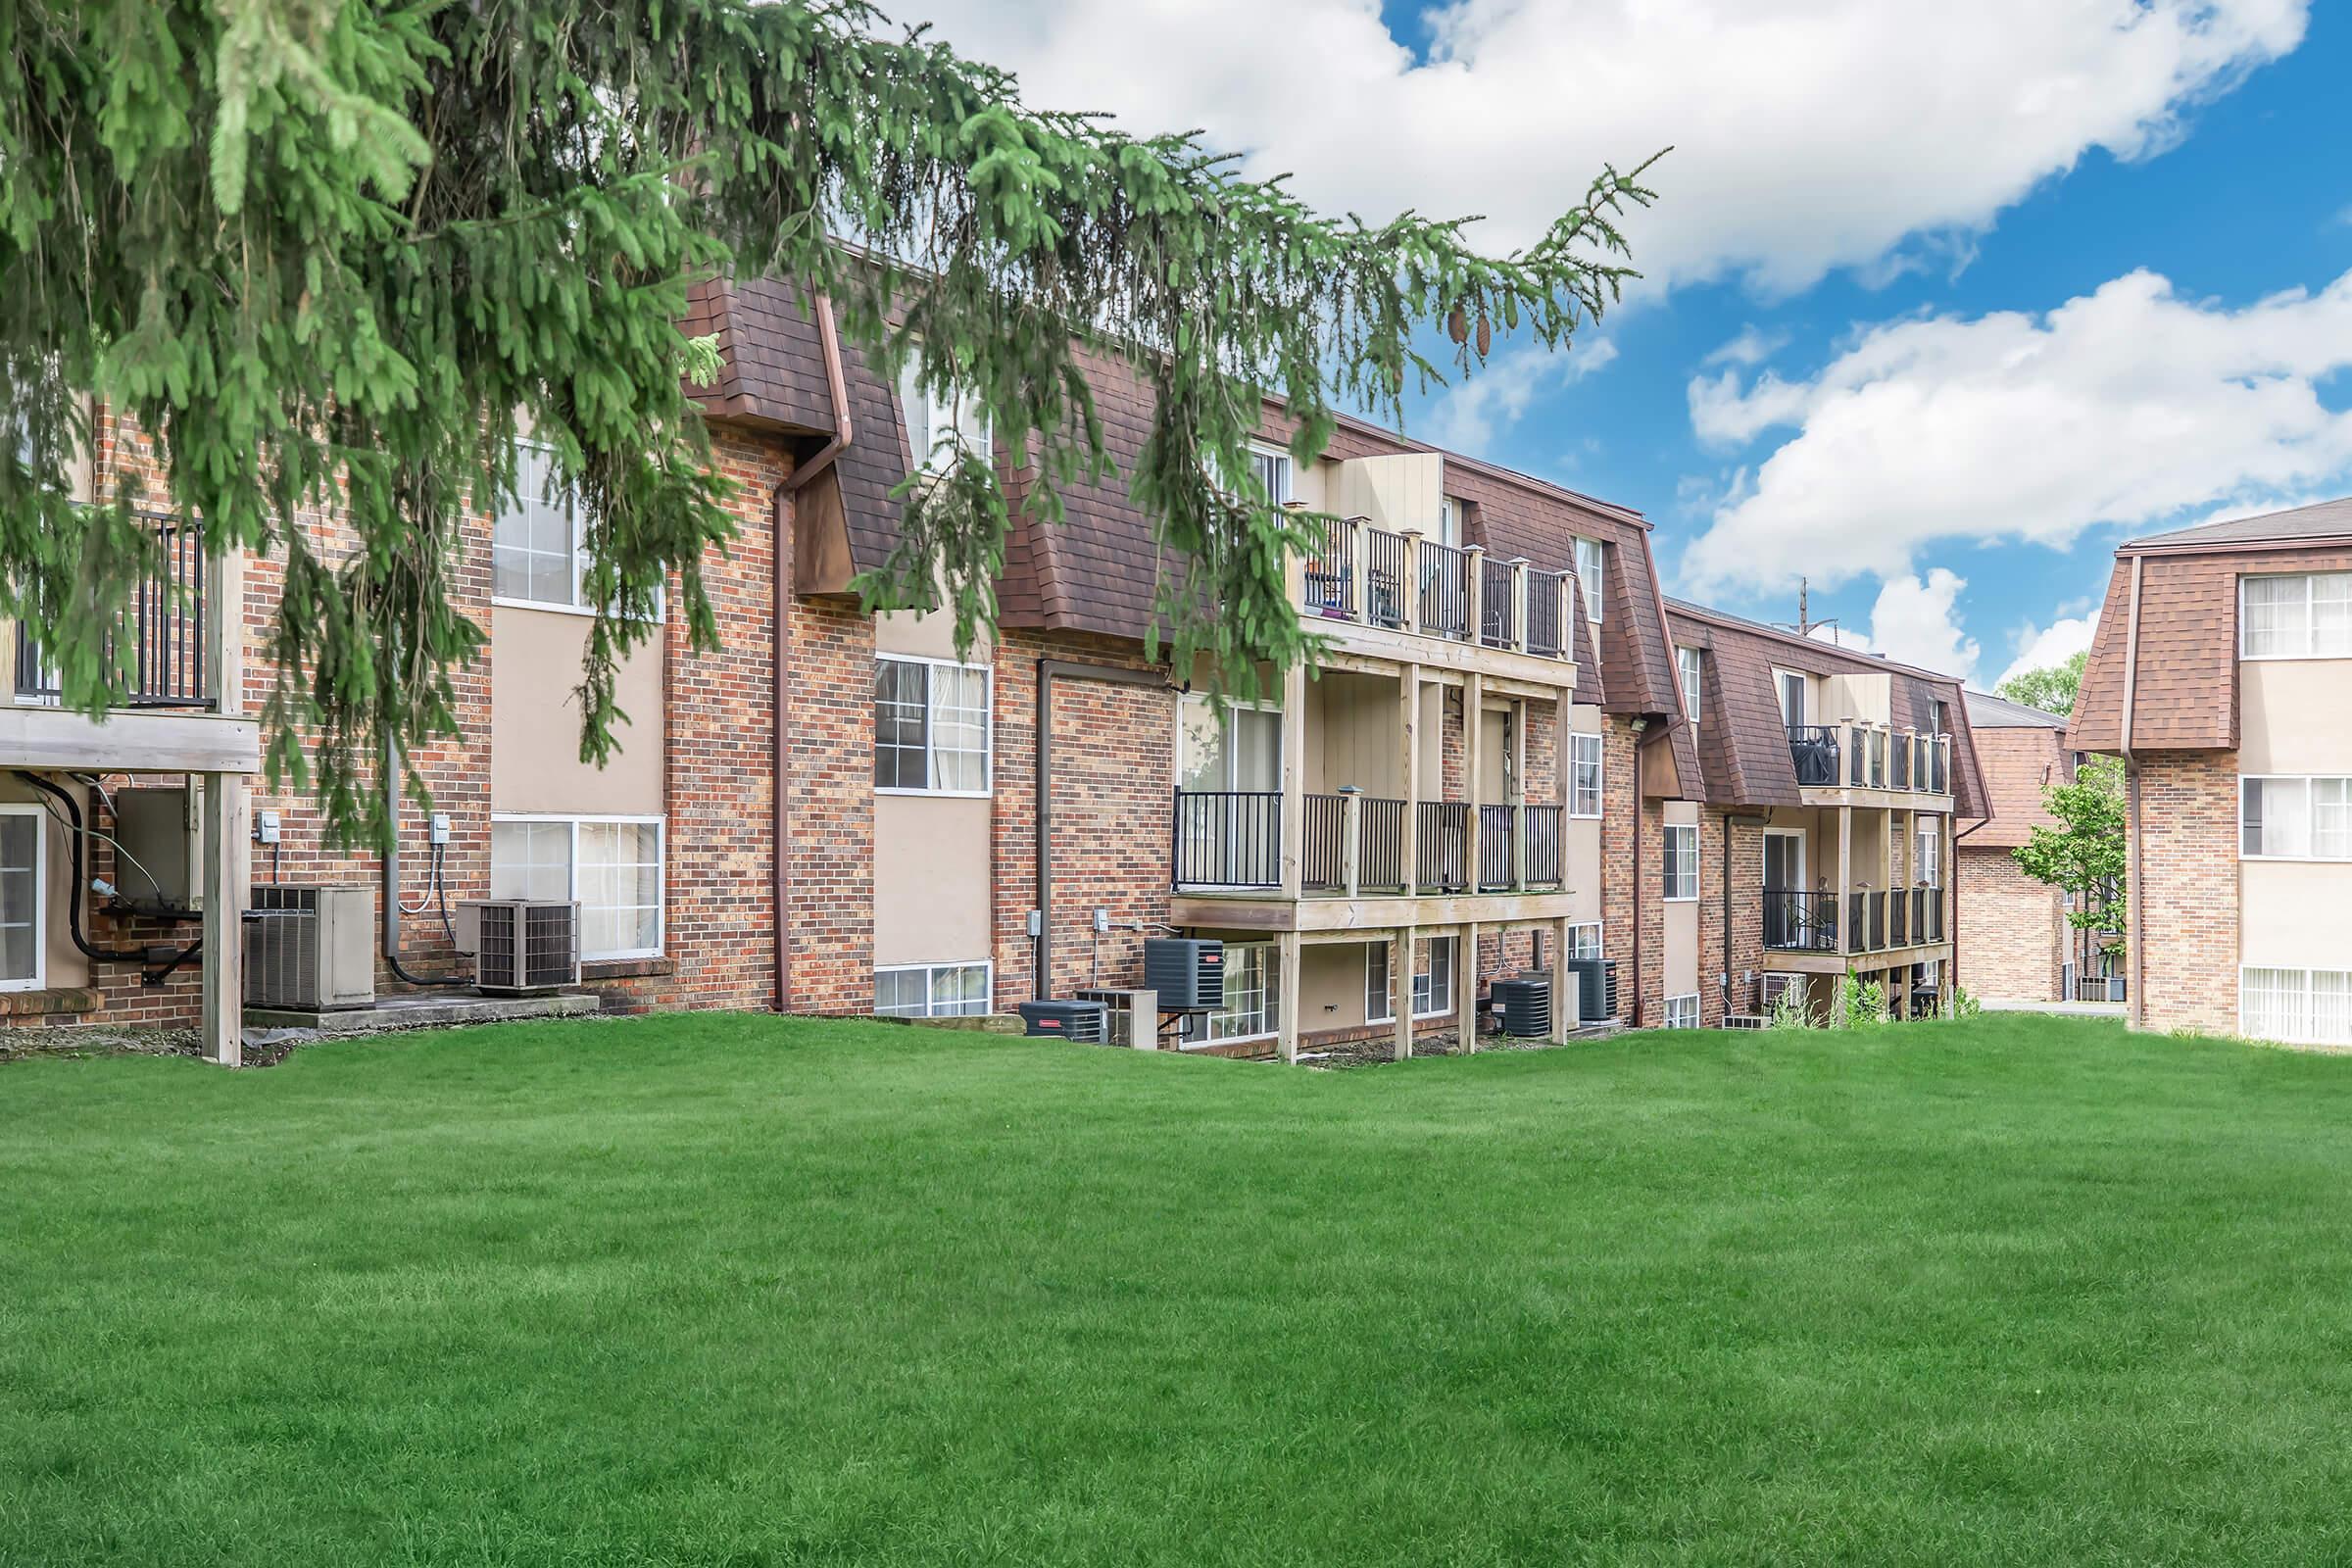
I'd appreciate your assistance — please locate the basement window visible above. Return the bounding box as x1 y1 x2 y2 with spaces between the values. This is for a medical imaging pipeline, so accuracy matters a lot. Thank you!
875 961 992 1018
1366 935 1458 1024
1180 942 1279 1046
1664 993 1700 1029
874 655 992 796
490 814 664 961
0 806 43 990
1567 922 1602 960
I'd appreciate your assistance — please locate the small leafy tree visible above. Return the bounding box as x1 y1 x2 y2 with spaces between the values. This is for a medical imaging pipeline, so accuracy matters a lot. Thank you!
2013 755 2127 955
1837 975 1887 1029
1950 984 1983 1020
1996 650 2087 719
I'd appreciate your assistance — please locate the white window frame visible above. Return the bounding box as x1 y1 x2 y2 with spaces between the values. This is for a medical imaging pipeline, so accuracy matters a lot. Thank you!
1566 922 1603 960
2240 965 2352 1047
1435 497 1462 549
489 812 665 961
2240 572 2352 661
1913 815 1942 886
1664 993 1700 1029
2239 774 2352 861
1663 822 1699 903
1762 827 1806 891
1249 444 1295 508
874 959 994 1018
1773 668 1807 728
0 803 46 992
1676 645 1703 723
1365 934 1459 1024
898 346 993 476
1181 941 1280 1046
874 653 995 798
1569 732 1604 818
490 440 664 621
1573 536 1606 623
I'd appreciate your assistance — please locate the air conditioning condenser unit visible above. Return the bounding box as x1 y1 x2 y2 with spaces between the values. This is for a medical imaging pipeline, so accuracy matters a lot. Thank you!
457 900 580 994
244 885 376 1010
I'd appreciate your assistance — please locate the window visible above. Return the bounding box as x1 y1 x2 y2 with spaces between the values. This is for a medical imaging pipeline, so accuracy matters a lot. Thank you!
1566 922 1603 960
490 815 663 960
2240 776 2352 859
898 349 992 473
1569 732 1604 817
874 656 992 795
493 442 583 608
1436 496 1463 548
1775 669 1806 728
0 806 42 990
1662 822 1698 902
1250 446 1294 507
1573 536 1606 622
1914 816 1942 885
2242 966 2352 1047
1677 646 1703 722
2243 573 2352 659
1367 936 1458 1023
875 961 992 1018
1182 942 1279 1044
1664 994 1699 1029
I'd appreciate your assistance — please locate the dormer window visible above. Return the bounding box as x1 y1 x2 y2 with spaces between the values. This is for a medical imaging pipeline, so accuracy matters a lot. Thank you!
898 349 992 474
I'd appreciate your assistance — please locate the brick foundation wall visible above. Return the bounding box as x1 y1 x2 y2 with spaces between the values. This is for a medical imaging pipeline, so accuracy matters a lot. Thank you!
1955 845 2065 1004
2132 750 2238 1035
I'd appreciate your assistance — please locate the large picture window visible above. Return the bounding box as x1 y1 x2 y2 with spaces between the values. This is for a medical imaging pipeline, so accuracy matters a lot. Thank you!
875 961 992 1018
0 805 42 990
490 814 663 960
874 656 992 795
2242 573 2352 659
2242 966 2352 1047
1569 732 1604 817
1663 822 1698 902
1366 935 1458 1024
2240 776 2352 859
1181 942 1279 1045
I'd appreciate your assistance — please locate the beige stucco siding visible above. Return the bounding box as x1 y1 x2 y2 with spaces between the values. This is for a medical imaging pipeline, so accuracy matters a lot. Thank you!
1664 799 1700 997
871 794 993 968
489 606 663 814
2240 662 2352 773
1303 671 1405 797
2240 860 2352 970
3 774 92 990
1332 453 1444 535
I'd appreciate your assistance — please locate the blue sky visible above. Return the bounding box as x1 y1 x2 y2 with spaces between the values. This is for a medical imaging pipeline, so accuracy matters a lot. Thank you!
906 0 2346 687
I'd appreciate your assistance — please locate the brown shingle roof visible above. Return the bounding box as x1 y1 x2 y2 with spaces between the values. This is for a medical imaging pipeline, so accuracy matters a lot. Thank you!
1662 600 1988 817
2127 496 2352 551
1964 724 2070 849
2074 538 2352 753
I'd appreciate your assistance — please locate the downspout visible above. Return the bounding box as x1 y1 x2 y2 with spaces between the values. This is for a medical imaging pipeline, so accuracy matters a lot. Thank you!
1631 716 1646 1026
1723 809 1769 1018
2120 553 2145 1029
1036 658 1167 999
772 292 853 1012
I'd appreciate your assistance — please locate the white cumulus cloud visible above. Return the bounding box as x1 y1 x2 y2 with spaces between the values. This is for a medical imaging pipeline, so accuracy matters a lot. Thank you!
887 0 2305 294
1683 267 2352 595
1427 338 1617 453
1818 569 1983 680
1997 612 2102 688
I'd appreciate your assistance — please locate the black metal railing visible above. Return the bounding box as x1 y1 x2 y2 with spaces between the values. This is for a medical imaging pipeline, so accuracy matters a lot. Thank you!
1523 804 1563 888
1358 796 1407 894
1478 803 1517 891
1525 568 1568 658
1418 539 1470 640
1301 793 1347 893
1916 887 1945 943
1889 889 1908 948
1171 789 1282 889
16 512 214 709
1299 515 1358 621
1788 725 1841 787
1763 890 1839 952
1364 526 1410 630
1930 739 1949 795
1891 736 1912 791
1416 800 1469 891
1479 557 1516 649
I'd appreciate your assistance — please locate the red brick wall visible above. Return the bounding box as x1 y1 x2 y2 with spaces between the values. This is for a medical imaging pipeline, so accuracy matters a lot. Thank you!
1697 810 1764 1023
1599 715 1641 1022
2132 750 2238 1034
1955 844 2065 1004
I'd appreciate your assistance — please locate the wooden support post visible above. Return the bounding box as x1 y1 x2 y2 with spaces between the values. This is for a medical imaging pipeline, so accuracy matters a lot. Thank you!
1463 543 1486 647
1341 787 1363 899
1399 529 1424 635
1457 921 1480 1053
1510 697 1530 891
1509 558 1532 654
1550 915 1573 1042
199 546 245 1068
1277 928 1302 1064
1836 807 1852 956
1278 659 1307 901
1348 517 1371 628
1393 926 1414 1060
1464 670 1485 893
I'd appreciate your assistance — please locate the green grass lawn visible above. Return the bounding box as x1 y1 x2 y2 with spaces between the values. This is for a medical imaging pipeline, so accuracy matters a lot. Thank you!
10 1013 2352 1565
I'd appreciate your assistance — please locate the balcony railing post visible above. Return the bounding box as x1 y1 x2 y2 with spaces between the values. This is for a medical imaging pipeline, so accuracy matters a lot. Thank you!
1341 787 1363 899
1348 516 1371 628
1509 559 1531 654
1399 529 1424 635
1463 544 1485 650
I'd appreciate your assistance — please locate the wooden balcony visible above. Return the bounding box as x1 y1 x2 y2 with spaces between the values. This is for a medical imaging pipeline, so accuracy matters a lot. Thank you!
1787 721 1953 805
1295 515 1581 688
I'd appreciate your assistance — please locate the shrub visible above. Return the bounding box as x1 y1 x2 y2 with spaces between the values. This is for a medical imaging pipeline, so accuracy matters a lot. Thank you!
1767 984 1816 1031
1838 976 1888 1030
1951 985 1984 1019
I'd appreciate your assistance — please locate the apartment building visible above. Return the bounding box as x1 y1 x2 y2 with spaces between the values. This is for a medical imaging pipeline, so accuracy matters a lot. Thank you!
2076 499 2352 1046
1663 601 1986 1025
1954 690 2116 1006
0 277 1701 1061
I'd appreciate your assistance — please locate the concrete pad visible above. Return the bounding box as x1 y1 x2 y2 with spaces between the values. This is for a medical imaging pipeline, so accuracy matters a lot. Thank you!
244 991 602 1037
